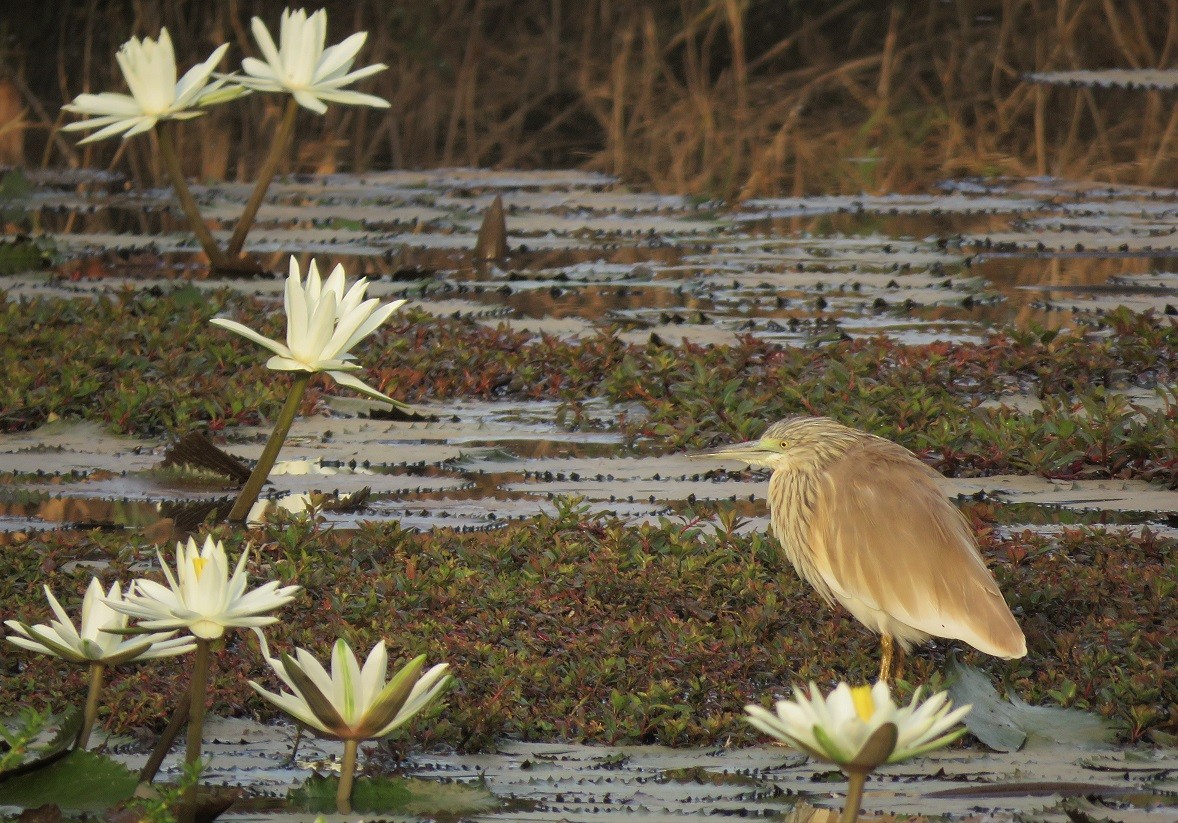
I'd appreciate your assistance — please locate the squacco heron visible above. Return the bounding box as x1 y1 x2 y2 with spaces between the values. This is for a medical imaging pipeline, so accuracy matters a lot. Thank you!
696 416 1026 681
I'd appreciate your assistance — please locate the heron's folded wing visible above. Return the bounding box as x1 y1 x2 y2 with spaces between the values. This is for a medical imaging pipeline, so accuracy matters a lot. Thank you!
808 439 1026 658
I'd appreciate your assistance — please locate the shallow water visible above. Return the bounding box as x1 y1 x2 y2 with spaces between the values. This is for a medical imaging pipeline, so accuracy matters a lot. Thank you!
94 715 1175 822
3 170 1178 819
8 170 1178 538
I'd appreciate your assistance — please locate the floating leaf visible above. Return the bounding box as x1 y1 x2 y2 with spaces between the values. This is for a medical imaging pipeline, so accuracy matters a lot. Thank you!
947 656 1116 752
289 773 501 815
0 707 81 779
0 750 136 810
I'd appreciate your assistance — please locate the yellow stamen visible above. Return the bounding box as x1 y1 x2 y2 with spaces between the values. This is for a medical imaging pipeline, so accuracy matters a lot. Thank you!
192 556 207 578
851 685 875 721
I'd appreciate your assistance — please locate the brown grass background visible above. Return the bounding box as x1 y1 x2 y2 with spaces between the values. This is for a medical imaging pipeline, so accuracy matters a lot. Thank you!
1 0 1176 197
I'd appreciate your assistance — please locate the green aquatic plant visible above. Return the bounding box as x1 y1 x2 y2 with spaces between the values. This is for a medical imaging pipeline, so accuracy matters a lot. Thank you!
59 6 388 270
224 6 389 258
746 681 970 823
112 534 299 799
5 579 195 748
0 512 1170 749
250 639 451 811
209 257 408 520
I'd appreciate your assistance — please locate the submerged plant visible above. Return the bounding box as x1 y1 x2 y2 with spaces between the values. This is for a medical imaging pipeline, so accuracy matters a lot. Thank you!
745 682 970 823
251 639 451 812
5 579 195 748
210 256 408 520
111 536 299 792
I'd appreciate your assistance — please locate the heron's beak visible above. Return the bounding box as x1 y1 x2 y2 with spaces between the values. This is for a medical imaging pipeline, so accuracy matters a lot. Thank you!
688 439 773 466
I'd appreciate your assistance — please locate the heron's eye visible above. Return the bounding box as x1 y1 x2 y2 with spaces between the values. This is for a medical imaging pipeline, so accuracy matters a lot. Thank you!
779 440 790 449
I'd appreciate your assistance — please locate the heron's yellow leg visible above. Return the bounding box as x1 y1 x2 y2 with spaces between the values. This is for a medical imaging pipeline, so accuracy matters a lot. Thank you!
879 634 894 682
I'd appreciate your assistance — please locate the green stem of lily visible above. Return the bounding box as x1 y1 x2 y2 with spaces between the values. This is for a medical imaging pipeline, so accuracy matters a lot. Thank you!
839 768 869 823
157 123 230 270
227 371 311 522
337 738 359 813
185 638 211 768
180 638 212 823
77 662 105 750
139 697 190 783
226 97 300 258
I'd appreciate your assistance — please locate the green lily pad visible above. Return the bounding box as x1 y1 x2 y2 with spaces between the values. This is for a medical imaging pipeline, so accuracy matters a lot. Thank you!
0 707 81 778
0 750 137 810
947 657 1116 752
290 773 502 815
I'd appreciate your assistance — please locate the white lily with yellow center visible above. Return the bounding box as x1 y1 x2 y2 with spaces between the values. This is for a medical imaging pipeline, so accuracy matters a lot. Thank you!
211 257 407 406
110 535 300 640
62 29 236 144
235 7 389 113
745 681 970 769
250 639 451 741
5 578 194 665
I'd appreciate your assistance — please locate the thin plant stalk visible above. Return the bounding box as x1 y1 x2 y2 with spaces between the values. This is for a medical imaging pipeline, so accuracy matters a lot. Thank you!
337 738 359 813
139 698 190 783
227 372 312 522
181 638 212 823
226 97 300 257
157 123 231 270
185 639 211 765
839 769 868 823
77 662 105 749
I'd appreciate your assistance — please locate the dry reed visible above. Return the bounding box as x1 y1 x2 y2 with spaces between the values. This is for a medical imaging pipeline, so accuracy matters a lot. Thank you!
1 0 1175 197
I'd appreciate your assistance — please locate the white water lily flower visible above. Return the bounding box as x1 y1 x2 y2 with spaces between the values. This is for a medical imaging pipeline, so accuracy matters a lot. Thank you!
250 639 451 741
211 257 406 405
236 7 389 114
111 536 300 640
745 681 970 769
5 578 195 665
62 29 236 144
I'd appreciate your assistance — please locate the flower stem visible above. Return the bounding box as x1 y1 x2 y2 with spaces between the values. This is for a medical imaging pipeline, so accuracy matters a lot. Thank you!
227 372 311 522
77 662 105 749
337 738 359 813
181 638 212 823
138 698 190 783
157 123 231 270
226 97 300 257
839 769 869 823
185 638 211 767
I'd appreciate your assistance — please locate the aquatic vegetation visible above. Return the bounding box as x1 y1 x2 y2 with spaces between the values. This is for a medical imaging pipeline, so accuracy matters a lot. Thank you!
746 681 970 823
60 31 234 144
251 639 450 810
222 6 390 258
236 7 390 114
112 535 299 782
5 578 194 748
57 7 387 268
208 257 409 519
0 509 1170 750
210 258 407 405
3 288 1177 485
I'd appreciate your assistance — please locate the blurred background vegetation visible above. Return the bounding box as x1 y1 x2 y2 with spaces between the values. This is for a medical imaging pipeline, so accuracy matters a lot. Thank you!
0 0 1175 198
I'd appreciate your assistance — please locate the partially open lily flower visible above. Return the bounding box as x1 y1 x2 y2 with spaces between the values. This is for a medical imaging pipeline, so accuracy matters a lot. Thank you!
110 536 300 640
745 681 971 769
235 7 389 113
211 257 407 405
62 29 236 144
250 639 451 741
5 578 195 666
